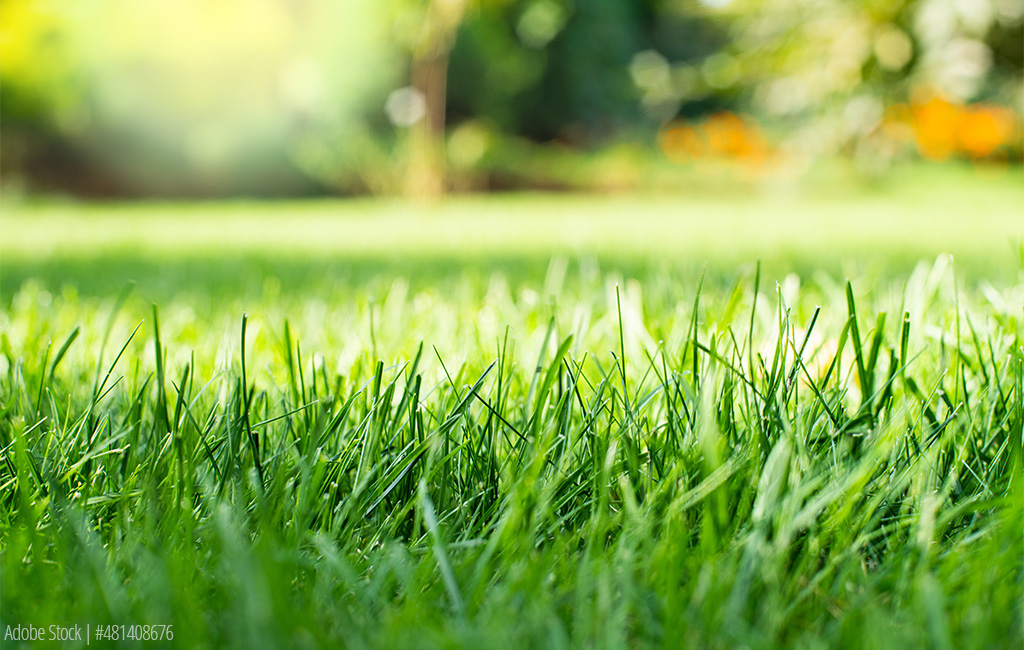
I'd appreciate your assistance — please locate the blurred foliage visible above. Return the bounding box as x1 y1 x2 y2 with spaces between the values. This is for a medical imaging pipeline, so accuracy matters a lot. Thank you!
0 0 400 196
708 0 1024 168
0 0 1021 197
449 0 654 142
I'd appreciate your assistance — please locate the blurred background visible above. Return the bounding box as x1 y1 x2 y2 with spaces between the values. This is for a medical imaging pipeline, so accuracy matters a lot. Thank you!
1 0 1021 199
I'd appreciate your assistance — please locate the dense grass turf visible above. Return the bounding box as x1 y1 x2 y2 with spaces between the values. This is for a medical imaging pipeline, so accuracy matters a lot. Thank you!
1 179 1022 648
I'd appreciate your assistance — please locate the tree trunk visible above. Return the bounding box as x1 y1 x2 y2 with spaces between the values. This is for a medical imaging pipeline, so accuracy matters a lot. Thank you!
409 55 448 198
406 0 466 199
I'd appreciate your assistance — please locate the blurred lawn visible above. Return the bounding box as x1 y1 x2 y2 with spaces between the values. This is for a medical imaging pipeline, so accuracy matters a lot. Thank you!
1 164 1021 304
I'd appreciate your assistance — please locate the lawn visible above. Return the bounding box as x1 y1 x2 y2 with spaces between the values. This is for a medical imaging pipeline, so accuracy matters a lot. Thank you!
1 169 1022 648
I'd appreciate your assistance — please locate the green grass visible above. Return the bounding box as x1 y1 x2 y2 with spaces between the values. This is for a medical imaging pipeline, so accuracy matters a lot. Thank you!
1 182 1023 648
3 163 1023 289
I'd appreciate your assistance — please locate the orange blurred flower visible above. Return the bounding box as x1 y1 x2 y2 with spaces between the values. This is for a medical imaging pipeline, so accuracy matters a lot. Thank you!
957 105 1015 159
911 95 961 161
659 123 703 163
660 112 770 168
703 112 738 154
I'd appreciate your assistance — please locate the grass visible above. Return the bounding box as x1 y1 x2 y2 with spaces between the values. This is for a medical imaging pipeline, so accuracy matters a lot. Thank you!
1 179 1023 648
3 162 1023 286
